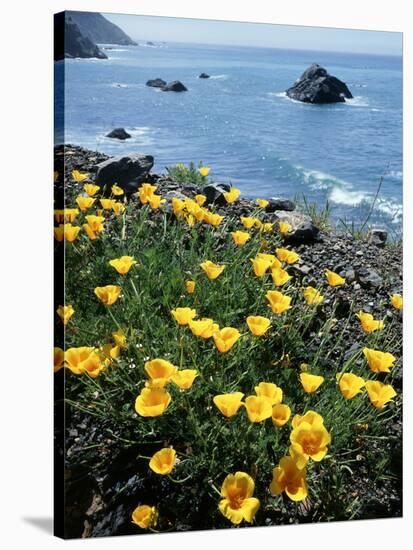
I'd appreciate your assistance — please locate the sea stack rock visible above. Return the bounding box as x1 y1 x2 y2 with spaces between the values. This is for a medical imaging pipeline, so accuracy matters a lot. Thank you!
199 73 210 79
286 64 353 104
162 81 188 92
106 128 131 140
146 78 167 88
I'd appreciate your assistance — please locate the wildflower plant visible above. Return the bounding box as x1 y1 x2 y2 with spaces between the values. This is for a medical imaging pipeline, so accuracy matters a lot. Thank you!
57 166 402 533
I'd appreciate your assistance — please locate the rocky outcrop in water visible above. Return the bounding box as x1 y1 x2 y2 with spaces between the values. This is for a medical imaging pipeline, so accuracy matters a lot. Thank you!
199 73 210 79
146 78 167 88
162 80 188 92
286 64 353 104
106 128 131 140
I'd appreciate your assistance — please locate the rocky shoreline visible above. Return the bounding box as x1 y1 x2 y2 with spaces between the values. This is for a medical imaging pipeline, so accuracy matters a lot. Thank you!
55 144 402 537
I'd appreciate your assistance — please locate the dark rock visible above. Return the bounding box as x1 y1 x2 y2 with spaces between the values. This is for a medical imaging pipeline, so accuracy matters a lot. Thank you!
162 80 188 92
286 63 353 104
367 229 388 247
199 73 210 79
266 198 296 212
54 14 108 61
106 128 131 140
356 267 383 289
146 78 167 88
203 183 232 206
95 154 154 195
270 210 320 243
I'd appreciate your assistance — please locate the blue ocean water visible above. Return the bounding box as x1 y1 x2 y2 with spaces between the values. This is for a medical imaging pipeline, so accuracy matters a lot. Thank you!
56 42 403 234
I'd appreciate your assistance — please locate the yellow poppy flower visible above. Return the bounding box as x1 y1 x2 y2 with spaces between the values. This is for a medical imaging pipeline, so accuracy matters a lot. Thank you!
94 285 121 305
271 267 292 287
131 505 158 529
83 224 98 240
83 183 100 197
148 194 166 209
363 347 396 373
336 372 365 399
188 318 219 339
272 404 291 427
112 202 125 215
149 448 177 475
246 316 271 336
325 269 346 286
171 307 197 326
213 392 244 417
72 170 89 182
356 311 385 333
256 199 269 208
85 215 105 233
205 212 224 226
109 256 137 275
76 196 95 212
244 396 273 423
54 347 65 373
185 280 196 294
144 358 178 388
223 187 241 204
135 387 172 417
254 382 283 405
171 369 198 390
276 247 300 265
390 294 403 310
64 347 104 378
365 381 397 409
279 221 292 234
62 208 79 222
251 257 271 277
240 216 256 229
303 286 324 305
291 410 325 429
300 373 324 393
54 210 65 224
111 184 124 196
289 420 331 469
195 194 207 206
266 290 292 314
218 472 260 525
256 253 282 269
200 260 225 280
172 197 185 216
99 198 115 210
213 327 241 353
260 223 274 233
56 304 74 325
138 183 157 204
112 329 127 348
269 456 307 501
54 224 81 243
199 166 210 177
231 230 250 246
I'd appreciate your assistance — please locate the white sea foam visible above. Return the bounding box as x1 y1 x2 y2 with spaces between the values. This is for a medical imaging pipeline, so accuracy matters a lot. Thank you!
388 170 403 180
111 83 128 88
209 74 228 80
97 126 154 147
345 96 369 107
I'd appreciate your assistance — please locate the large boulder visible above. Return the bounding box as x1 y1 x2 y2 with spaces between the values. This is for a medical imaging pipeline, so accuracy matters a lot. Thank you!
162 80 188 92
266 198 296 212
269 210 320 243
106 128 131 140
146 78 167 88
95 154 154 195
202 183 232 206
286 64 353 104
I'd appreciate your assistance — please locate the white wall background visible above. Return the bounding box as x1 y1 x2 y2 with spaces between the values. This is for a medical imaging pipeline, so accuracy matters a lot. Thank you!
0 1 410 549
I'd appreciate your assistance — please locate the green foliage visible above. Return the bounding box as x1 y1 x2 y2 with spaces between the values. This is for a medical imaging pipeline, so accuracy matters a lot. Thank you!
59 190 402 530
166 161 211 186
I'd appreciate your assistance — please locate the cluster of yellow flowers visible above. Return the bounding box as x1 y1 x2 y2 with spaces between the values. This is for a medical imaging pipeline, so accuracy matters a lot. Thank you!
58 168 402 530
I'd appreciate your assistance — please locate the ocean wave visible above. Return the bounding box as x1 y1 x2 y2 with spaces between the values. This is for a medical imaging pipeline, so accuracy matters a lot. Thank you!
388 170 403 180
345 96 369 107
298 166 402 223
209 74 228 80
